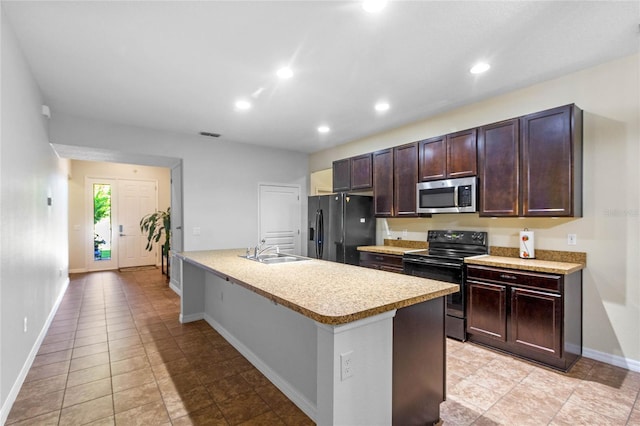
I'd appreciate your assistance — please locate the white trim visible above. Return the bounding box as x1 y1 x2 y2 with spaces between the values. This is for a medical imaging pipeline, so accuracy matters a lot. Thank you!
169 281 181 296
0 276 70 425
583 347 640 373
203 313 317 422
179 312 204 323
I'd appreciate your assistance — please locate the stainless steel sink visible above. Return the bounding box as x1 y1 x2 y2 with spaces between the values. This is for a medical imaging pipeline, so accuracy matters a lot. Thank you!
240 252 310 264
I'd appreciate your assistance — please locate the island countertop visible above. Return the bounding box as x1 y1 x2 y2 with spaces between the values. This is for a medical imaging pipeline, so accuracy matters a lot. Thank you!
176 249 458 325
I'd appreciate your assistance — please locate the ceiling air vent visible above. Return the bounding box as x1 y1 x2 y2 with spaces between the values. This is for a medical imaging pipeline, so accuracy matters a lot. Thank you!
199 131 221 138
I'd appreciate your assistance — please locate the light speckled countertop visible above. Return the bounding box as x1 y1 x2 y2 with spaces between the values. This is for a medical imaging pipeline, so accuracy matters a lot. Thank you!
465 255 585 275
176 249 458 325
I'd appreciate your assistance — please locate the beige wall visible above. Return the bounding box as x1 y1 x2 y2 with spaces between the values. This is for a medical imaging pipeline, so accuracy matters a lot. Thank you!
68 160 171 272
309 54 640 369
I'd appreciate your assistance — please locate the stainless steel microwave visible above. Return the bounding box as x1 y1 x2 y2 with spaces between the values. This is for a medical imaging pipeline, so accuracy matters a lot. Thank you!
416 176 477 214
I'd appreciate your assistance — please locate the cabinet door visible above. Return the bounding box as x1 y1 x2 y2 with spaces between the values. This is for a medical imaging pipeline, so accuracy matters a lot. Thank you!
467 281 507 341
350 153 373 190
521 104 580 216
332 158 351 193
446 129 477 178
393 142 419 216
478 119 520 216
511 287 562 358
373 149 394 216
418 136 446 181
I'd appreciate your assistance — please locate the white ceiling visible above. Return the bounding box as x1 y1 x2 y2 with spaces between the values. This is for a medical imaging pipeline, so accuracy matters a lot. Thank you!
3 1 639 154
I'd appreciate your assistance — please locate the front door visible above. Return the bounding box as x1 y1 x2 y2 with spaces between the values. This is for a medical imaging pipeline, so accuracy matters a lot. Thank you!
259 184 301 255
118 179 157 268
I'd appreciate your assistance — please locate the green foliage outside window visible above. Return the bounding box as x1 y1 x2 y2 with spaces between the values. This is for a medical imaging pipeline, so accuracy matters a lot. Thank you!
94 185 111 224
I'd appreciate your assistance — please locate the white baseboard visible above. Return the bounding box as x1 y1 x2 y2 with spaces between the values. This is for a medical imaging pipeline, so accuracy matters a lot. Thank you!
203 313 317 422
583 347 640 373
179 312 204 323
169 280 181 296
0 276 70 425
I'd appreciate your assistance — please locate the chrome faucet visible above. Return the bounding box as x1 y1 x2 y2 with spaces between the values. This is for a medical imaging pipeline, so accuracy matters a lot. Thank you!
247 239 279 258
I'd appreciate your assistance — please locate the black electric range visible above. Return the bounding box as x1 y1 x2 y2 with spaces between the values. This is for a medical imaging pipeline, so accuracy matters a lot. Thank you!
403 230 488 341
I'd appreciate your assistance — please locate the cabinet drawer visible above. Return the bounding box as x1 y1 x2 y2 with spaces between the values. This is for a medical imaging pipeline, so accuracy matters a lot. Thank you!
359 252 403 272
466 265 561 292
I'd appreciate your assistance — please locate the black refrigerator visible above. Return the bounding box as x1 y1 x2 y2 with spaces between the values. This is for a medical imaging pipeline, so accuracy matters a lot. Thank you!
308 193 375 265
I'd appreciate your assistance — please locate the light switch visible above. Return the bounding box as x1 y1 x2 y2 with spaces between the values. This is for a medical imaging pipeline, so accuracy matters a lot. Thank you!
193 227 201 236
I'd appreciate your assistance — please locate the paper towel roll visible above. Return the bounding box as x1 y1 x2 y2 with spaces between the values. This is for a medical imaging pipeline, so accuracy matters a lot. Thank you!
520 229 535 259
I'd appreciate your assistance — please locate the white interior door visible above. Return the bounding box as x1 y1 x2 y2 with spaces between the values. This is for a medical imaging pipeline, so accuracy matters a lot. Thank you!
118 179 158 268
259 184 301 255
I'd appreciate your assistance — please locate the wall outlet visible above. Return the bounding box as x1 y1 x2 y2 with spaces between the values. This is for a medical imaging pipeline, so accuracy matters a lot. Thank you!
193 227 201 236
567 234 577 245
23 317 28 333
402 229 408 238
340 351 354 381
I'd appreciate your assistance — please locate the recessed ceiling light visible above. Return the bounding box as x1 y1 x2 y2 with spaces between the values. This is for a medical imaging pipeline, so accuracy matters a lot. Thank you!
235 100 252 110
362 0 387 13
470 62 491 74
276 67 293 79
317 125 330 134
375 102 390 112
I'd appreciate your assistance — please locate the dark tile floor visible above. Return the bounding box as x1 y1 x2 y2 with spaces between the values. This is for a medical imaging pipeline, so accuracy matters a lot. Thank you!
6 269 640 425
6 270 314 425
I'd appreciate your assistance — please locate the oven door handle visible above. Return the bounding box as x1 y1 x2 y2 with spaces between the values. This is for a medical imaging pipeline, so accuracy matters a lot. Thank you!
403 258 462 269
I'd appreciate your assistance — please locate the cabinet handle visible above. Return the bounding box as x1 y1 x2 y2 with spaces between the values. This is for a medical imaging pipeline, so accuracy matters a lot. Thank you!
500 274 518 280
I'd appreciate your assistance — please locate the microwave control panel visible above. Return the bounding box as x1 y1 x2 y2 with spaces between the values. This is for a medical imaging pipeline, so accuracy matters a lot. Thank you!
458 185 473 207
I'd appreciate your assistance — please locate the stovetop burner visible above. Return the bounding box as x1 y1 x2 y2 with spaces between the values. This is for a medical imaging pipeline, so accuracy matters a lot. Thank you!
404 230 489 261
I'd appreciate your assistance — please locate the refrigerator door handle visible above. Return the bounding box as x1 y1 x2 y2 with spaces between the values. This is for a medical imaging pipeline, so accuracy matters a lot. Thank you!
318 209 324 259
314 210 319 258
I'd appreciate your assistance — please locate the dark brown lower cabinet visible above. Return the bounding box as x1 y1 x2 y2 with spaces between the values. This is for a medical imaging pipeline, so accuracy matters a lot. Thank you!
466 265 582 372
467 281 507 341
359 252 404 273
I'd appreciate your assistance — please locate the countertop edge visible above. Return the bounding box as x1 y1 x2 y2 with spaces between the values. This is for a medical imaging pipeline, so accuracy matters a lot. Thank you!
464 255 585 275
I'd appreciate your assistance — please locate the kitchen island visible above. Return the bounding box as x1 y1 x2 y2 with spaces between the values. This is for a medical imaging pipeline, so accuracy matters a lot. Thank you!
175 249 458 425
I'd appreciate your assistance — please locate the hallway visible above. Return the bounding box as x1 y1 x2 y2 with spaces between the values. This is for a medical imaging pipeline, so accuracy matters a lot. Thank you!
6 270 313 425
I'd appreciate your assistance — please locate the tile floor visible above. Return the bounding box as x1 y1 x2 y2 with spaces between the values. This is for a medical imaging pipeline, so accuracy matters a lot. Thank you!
6 270 640 425
444 338 640 425
7 270 313 425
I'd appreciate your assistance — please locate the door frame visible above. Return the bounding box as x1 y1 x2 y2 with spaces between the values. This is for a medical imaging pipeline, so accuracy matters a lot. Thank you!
84 176 159 271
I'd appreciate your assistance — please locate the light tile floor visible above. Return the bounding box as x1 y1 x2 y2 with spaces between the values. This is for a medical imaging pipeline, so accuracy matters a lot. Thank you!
6 270 640 425
443 337 640 425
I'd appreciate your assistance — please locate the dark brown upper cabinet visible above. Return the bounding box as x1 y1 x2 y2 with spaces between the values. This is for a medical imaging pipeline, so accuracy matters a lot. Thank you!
372 148 394 216
350 153 373 190
479 104 583 217
418 135 446 181
332 153 373 193
478 119 520 216
419 129 477 181
393 142 419 217
521 104 582 217
372 143 418 217
332 158 351 192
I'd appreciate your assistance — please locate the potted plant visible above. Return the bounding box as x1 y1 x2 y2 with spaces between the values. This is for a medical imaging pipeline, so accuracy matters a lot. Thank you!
94 234 106 260
139 207 171 257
